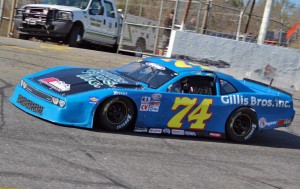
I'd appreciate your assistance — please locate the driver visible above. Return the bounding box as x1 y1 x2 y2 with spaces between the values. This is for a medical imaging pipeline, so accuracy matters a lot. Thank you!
181 78 194 93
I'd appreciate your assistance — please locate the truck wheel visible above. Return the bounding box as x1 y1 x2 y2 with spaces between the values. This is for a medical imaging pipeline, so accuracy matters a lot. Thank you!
94 96 136 131
18 34 30 40
68 25 83 47
225 107 258 143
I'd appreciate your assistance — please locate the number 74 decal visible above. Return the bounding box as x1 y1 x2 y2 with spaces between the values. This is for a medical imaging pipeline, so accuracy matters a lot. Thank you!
167 97 213 130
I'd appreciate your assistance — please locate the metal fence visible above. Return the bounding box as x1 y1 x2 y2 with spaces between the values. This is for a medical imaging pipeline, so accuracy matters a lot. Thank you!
0 0 38 37
116 0 299 56
0 0 298 50
0 0 13 36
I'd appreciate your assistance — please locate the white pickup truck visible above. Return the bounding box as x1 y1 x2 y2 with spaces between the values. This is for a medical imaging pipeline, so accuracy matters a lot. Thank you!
14 0 123 48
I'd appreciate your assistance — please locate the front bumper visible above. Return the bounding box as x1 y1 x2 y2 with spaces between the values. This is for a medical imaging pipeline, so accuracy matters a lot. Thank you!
9 83 94 129
14 18 73 38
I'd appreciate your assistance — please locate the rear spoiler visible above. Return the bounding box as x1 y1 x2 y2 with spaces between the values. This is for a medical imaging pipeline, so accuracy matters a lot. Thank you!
243 78 293 97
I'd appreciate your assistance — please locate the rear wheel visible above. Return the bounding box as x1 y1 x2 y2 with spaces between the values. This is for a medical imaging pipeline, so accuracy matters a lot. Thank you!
135 38 146 57
94 96 136 131
225 107 257 143
68 25 83 47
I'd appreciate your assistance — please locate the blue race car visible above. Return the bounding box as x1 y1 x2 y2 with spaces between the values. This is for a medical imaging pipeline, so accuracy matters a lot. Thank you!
10 57 295 143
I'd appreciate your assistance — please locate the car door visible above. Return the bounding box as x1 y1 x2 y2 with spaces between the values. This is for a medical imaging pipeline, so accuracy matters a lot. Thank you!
141 75 226 134
85 0 106 42
103 0 118 45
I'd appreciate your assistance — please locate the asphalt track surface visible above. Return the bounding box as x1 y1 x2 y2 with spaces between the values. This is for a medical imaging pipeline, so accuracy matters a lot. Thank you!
0 37 300 189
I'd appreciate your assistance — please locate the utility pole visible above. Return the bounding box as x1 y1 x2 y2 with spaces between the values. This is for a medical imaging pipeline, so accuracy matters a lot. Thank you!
244 0 256 34
8 0 17 37
257 0 274 44
180 0 191 31
236 0 252 40
200 0 212 34
0 0 5 26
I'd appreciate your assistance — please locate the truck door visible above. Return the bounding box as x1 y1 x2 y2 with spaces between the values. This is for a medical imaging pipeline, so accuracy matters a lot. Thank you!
86 0 106 42
103 0 118 45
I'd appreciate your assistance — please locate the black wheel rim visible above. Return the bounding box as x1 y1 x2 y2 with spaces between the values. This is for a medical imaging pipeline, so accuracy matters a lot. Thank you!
106 101 127 124
231 114 252 136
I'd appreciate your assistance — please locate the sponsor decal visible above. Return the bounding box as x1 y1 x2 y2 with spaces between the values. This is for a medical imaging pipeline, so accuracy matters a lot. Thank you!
244 124 257 140
149 101 161 112
284 119 292 125
145 62 166 70
141 97 151 103
39 77 70 92
140 103 149 111
89 97 99 104
185 131 197 136
209 132 222 138
149 128 162 134
258 117 267 128
196 131 224 138
221 95 291 108
152 93 162 100
258 117 277 128
195 131 211 137
113 91 127 95
76 69 128 88
163 128 171 134
171 129 185 135
274 98 291 108
277 120 284 127
277 119 292 126
134 127 148 133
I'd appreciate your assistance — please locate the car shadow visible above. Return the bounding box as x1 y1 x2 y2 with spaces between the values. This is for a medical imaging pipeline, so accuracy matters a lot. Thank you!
246 129 300 149
90 127 300 150
41 116 300 150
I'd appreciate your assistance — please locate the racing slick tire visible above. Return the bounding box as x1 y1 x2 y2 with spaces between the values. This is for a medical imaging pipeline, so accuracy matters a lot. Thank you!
135 38 146 57
225 107 258 143
95 96 136 131
68 25 83 48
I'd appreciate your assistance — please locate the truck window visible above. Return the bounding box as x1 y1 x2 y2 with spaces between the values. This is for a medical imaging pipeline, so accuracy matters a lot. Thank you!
90 0 103 15
104 1 115 18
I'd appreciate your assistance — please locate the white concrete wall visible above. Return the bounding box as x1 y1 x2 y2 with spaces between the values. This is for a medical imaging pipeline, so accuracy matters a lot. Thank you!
168 31 300 94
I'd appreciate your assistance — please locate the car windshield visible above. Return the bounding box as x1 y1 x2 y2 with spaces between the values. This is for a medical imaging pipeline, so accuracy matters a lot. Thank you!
41 0 89 9
113 61 178 89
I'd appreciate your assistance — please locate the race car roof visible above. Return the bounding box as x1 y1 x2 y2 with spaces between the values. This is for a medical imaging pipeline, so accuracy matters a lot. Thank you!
143 57 213 74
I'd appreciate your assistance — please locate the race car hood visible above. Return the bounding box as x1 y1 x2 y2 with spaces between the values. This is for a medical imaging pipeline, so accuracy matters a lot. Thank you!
30 68 137 96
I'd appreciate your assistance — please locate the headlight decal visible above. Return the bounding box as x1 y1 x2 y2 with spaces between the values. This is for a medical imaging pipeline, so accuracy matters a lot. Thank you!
59 100 66 108
52 97 59 105
20 80 66 108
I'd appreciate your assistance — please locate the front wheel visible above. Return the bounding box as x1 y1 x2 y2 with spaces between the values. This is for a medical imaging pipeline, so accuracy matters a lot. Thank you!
18 33 30 40
225 107 258 143
68 25 83 47
135 39 146 57
94 97 136 131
